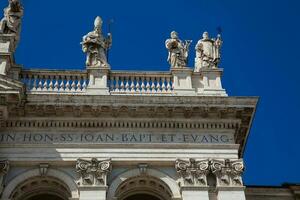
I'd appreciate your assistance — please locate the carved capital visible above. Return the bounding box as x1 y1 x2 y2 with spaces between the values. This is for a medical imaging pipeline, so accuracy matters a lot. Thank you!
76 158 111 186
210 159 244 187
0 160 9 175
175 158 209 186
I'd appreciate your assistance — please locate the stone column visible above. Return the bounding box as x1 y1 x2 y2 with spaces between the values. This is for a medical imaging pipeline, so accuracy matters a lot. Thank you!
0 160 9 197
211 159 246 200
76 158 111 200
175 159 210 200
200 68 227 96
171 68 195 96
86 67 110 95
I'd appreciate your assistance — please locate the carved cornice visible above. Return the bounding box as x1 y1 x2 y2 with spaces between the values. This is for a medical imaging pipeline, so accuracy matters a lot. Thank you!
176 158 244 187
76 158 111 186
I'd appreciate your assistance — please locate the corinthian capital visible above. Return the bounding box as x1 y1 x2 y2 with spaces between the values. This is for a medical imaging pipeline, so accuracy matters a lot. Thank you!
175 158 209 186
230 159 244 186
76 158 111 186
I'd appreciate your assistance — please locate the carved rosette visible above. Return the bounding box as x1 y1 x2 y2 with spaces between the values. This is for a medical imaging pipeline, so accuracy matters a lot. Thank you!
76 158 111 186
175 158 209 186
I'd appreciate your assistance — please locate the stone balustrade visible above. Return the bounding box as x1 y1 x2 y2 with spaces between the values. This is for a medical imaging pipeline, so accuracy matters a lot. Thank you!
109 71 173 95
20 70 88 94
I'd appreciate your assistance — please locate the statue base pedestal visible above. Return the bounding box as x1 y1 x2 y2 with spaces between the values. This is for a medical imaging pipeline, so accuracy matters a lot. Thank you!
86 67 110 95
200 68 227 96
171 67 195 96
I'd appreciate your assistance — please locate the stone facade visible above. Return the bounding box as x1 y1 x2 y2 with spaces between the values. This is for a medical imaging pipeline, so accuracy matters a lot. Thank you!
0 1 298 200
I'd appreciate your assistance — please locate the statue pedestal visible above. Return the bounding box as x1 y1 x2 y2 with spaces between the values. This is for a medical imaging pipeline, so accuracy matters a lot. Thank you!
200 68 227 96
86 67 110 95
171 67 195 96
0 34 16 76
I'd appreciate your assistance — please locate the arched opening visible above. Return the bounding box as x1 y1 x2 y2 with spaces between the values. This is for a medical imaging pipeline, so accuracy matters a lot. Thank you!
115 176 172 200
9 176 71 200
123 193 161 200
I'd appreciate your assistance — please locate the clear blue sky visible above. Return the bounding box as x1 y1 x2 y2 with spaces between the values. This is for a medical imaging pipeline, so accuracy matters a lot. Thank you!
1 0 299 186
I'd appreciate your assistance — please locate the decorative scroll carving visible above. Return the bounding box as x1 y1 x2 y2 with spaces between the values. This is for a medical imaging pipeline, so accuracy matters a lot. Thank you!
81 16 112 68
194 32 222 71
176 158 245 187
165 31 192 68
76 158 111 186
175 158 209 186
0 160 9 195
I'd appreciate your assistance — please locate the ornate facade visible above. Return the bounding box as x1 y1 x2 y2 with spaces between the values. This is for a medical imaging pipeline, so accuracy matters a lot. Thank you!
0 1 299 200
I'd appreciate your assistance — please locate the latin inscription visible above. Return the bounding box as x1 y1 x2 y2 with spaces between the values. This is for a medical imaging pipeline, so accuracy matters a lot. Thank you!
0 132 234 144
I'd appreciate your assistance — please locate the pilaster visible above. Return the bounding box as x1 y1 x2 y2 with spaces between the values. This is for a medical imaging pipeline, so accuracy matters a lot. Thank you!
0 160 9 197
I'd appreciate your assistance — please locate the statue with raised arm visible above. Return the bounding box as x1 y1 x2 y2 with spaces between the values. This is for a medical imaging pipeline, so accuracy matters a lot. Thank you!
165 31 192 68
194 32 223 72
81 16 112 68
0 0 23 47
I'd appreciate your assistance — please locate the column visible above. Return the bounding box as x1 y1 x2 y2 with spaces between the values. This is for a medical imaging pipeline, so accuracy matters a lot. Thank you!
211 159 246 200
76 158 111 200
176 158 210 200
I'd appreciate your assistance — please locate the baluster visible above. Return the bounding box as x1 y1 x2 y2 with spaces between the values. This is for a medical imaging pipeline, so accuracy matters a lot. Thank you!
151 77 156 93
166 77 171 93
135 77 140 93
125 76 130 92
130 76 135 93
71 76 76 92
59 76 65 91
110 76 115 92
32 75 37 91
145 77 150 93
82 77 87 92
65 76 71 92
120 77 125 92
42 75 48 91
77 76 82 92
27 74 32 91
156 77 162 93
54 75 59 91
141 76 146 93
161 77 166 93
37 75 43 91
48 75 54 91
115 76 120 92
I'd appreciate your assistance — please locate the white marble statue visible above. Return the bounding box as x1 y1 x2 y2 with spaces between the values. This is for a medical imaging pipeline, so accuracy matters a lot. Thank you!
194 32 222 72
165 31 192 68
81 16 112 68
0 0 23 35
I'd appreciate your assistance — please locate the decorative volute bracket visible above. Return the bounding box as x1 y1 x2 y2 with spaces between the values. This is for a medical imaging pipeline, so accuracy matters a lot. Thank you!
175 158 210 186
0 160 9 195
76 158 111 186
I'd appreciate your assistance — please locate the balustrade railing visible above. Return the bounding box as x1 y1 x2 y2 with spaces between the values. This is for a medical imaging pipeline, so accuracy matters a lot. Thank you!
109 71 174 94
20 70 88 93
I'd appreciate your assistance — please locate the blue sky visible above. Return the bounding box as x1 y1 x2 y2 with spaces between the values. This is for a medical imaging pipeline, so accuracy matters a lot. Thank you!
1 0 299 186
